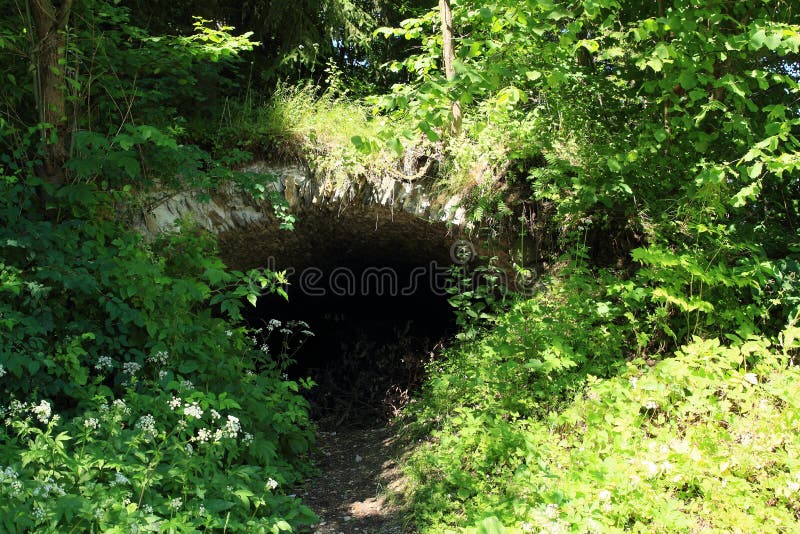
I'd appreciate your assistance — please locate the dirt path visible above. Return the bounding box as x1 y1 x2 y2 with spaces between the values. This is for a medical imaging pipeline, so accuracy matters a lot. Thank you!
300 424 413 533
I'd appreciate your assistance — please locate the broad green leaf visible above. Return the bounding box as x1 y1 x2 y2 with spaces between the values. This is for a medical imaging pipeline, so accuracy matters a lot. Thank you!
477 516 506 534
646 57 663 72
748 161 763 179
765 31 782 51
750 28 767 49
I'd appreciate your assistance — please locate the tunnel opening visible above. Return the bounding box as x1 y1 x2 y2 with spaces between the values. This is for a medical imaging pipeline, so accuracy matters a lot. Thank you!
247 261 457 426
229 208 463 427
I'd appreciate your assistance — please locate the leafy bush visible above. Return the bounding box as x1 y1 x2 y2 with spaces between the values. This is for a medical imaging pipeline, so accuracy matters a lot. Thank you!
0 170 316 531
404 273 800 532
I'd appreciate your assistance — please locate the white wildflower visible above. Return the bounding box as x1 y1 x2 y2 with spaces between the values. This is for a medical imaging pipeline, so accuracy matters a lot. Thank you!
147 351 169 365
210 409 221 420
143 504 154 514
84 417 99 430
180 379 194 391
224 415 241 438
183 402 203 419
95 356 114 371
168 396 182 410
629 376 637 389
32 400 52 424
598 489 612 501
196 428 211 443
670 439 690 453
300 330 314 337
545 503 559 519
642 460 659 478
186 443 194 455
225 330 233 337
158 370 167 380
266 478 279 490
267 319 281 330
585 518 604 534
242 432 254 444
0 466 19 482
34 478 65 498
198 504 206 516
787 480 800 493
112 399 129 412
122 362 142 375
169 497 182 510
0 364 7 377
136 414 157 436
279 328 292 335
112 472 130 486
643 400 658 410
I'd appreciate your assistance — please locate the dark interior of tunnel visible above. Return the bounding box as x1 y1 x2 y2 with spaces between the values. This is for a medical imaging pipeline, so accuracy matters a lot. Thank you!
244 261 458 427
232 209 463 427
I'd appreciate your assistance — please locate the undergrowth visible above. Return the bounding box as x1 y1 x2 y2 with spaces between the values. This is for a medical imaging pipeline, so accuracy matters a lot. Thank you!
0 170 317 532
402 265 800 533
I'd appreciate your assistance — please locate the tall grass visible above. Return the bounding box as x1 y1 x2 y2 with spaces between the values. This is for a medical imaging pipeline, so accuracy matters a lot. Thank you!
213 83 382 162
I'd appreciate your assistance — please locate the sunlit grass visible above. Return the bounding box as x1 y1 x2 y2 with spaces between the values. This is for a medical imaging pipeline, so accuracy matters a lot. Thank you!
214 83 384 162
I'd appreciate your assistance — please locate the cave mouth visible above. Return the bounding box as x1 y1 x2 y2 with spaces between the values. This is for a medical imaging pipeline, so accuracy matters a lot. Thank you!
246 258 458 427
232 208 464 427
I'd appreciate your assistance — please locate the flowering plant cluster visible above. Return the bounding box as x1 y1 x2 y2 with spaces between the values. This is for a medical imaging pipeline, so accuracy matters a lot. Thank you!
252 319 315 372
0 373 315 532
0 181 317 532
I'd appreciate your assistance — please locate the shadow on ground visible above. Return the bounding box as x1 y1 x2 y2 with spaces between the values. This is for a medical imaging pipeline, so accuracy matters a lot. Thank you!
300 424 415 533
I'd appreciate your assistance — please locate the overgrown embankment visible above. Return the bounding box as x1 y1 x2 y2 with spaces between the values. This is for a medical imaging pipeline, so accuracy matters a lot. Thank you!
400 265 800 532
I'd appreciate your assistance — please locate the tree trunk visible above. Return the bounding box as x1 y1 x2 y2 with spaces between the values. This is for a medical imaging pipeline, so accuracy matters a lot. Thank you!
28 0 74 185
439 0 461 135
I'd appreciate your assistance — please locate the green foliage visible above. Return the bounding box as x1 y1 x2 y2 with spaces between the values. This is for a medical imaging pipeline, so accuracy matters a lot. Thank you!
446 260 513 341
0 170 316 531
404 273 800 532
2 0 800 531
214 83 380 155
74 3 259 132
209 82 424 192
372 0 800 346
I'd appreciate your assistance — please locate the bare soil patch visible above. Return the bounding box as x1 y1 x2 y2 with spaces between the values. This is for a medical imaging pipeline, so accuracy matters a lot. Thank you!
300 424 414 533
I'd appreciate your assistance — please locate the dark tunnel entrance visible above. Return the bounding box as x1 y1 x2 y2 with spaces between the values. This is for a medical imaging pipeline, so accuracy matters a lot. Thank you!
227 208 463 427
